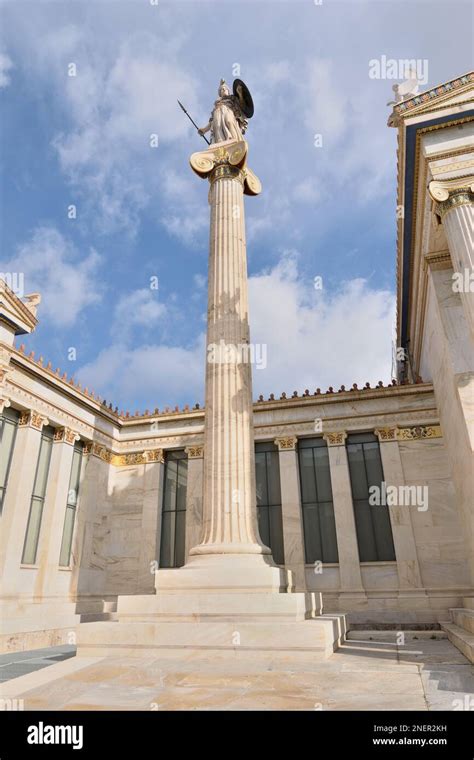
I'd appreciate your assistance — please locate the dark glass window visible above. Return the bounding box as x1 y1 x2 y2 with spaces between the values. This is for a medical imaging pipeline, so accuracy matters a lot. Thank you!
21 425 55 565
159 450 188 568
298 438 338 563
59 441 84 567
0 407 19 513
346 433 396 562
255 442 284 565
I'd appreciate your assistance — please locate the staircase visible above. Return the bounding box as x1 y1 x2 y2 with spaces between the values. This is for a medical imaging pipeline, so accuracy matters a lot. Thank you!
441 597 474 663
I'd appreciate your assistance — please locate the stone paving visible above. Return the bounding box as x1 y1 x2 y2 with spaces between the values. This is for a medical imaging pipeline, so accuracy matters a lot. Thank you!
1 635 472 711
0 645 76 683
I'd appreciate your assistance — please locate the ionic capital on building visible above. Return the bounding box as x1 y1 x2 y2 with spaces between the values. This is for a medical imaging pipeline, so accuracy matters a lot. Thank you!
145 448 165 464
274 436 297 451
53 427 80 445
189 139 262 196
323 431 347 446
185 445 204 459
18 410 48 430
429 178 474 221
0 396 11 414
374 427 399 443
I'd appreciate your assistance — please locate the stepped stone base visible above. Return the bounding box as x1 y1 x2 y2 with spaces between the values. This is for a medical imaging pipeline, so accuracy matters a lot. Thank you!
440 598 474 663
76 556 346 661
76 615 347 661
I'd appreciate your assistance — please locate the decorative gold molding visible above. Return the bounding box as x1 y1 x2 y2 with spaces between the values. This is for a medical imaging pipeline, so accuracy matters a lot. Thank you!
86 443 165 466
185 445 204 459
210 164 245 186
424 250 452 271
323 431 347 446
18 410 48 430
110 452 146 466
397 425 442 440
431 158 474 177
274 436 297 451
90 443 112 462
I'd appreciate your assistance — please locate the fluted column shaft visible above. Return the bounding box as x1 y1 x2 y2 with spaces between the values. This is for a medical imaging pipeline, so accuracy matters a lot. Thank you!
190 161 267 556
443 201 474 337
429 183 474 337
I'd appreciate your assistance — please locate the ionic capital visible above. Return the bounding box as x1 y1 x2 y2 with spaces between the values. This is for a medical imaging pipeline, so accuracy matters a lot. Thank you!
189 139 261 196
429 178 474 220
274 436 297 451
18 410 49 430
374 427 399 443
53 427 80 445
323 431 347 447
185 445 204 459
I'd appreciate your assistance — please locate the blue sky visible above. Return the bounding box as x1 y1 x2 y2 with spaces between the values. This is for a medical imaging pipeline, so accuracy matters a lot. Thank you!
1 0 472 412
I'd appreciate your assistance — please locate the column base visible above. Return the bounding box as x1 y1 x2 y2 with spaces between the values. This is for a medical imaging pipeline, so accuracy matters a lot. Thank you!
155 553 292 594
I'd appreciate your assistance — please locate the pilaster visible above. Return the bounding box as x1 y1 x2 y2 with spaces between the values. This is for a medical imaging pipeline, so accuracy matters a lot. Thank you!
34 428 80 598
374 428 425 595
274 436 306 591
323 431 366 603
0 411 48 589
184 446 204 561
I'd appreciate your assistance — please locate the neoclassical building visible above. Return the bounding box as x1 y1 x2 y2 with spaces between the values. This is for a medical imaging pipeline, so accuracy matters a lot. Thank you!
0 71 473 663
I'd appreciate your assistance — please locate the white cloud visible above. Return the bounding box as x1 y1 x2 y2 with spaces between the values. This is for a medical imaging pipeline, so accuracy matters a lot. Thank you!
76 251 394 408
304 59 347 143
249 251 395 396
112 288 167 341
77 338 205 410
0 52 13 88
3 226 102 327
45 31 201 235
292 178 321 204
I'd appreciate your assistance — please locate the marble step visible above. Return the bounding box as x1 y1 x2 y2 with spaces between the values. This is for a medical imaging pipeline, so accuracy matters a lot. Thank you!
79 612 117 623
76 616 346 661
463 597 474 610
117 591 315 622
450 608 474 634
440 621 474 663
346 630 447 642
75 599 117 615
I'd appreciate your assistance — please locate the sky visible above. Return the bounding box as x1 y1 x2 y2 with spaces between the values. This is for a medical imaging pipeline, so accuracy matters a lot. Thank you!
1 0 472 412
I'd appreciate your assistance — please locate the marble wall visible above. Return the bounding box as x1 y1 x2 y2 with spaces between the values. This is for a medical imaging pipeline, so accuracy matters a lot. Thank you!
0 354 471 650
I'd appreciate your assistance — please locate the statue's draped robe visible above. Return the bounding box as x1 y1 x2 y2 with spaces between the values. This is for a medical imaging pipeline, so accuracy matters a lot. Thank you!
210 96 244 143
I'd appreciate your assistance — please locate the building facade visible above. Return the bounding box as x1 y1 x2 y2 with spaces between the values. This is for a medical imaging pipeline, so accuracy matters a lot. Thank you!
1 72 473 660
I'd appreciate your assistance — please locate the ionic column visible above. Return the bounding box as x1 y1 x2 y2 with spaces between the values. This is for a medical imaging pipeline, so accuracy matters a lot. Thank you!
188 140 267 557
323 432 366 601
184 446 204 561
274 436 306 591
0 411 48 587
429 180 474 337
374 428 425 594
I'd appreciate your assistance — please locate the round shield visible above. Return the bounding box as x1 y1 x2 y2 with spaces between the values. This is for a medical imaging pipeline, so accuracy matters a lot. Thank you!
233 79 254 118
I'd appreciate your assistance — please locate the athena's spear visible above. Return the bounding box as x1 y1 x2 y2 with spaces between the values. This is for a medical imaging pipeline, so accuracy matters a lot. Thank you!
177 100 211 145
